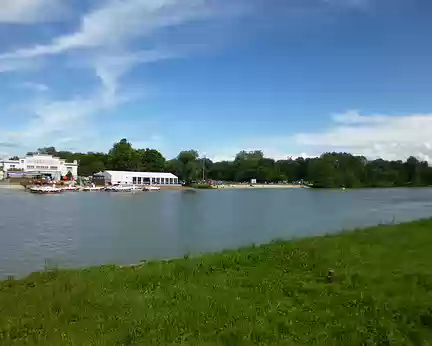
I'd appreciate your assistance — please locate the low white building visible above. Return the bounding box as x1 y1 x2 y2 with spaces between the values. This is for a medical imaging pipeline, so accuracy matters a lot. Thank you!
0 154 78 180
98 171 179 186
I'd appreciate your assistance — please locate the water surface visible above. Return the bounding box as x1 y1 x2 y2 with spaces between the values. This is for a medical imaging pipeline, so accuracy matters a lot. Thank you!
1 188 432 278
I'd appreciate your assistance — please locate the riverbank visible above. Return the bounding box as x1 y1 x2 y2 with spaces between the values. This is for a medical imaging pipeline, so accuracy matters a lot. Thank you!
216 183 307 189
2 219 432 344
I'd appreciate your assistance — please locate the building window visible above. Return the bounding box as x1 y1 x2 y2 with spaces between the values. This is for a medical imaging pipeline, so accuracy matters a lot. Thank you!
137 177 142 184
169 178 173 184
174 178 178 184
133 177 137 184
10 165 15 168
164 178 169 184
20 160 24 163
156 178 160 184
66 167 72 170
152 178 156 184
160 178 164 185
50 166 58 170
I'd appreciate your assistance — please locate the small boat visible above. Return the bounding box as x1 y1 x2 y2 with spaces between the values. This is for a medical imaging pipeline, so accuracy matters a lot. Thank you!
105 184 141 192
143 186 161 192
82 187 104 192
112 185 131 192
81 183 104 192
81 186 104 192
30 184 62 194
62 185 80 192
104 185 115 191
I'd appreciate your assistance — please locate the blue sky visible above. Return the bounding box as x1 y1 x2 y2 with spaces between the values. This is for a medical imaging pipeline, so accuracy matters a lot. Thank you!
1 0 432 162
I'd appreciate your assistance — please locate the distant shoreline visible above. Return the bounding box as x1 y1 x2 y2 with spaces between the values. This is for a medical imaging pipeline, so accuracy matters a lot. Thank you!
214 184 308 189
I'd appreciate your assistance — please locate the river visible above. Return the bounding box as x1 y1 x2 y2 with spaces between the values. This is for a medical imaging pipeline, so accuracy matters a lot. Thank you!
1 188 432 278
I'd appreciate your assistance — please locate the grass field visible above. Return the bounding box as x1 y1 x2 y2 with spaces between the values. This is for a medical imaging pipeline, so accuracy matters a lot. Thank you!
2 220 432 345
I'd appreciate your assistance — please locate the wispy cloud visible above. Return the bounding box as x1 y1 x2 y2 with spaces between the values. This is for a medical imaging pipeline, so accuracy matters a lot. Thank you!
321 0 372 10
0 58 41 73
0 0 218 153
19 81 49 92
0 0 212 60
0 0 408 159
0 0 67 24
0 141 21 149
294 110 432 162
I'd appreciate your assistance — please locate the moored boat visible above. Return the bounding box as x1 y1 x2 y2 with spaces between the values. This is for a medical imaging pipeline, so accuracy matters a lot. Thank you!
143 186 161 192
62 185 80 192
29 185 63 194
108 184 141 192
80 183 104 192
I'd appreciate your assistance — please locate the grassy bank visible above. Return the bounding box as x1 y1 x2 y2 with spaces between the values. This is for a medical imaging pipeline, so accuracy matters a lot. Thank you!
2 220 432 345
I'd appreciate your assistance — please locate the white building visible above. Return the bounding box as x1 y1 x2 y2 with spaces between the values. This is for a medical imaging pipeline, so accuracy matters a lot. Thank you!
98 171 179 186
0 154 78 180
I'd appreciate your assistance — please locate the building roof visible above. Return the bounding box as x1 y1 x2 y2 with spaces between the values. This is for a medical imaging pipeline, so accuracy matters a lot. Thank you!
104 171 178 179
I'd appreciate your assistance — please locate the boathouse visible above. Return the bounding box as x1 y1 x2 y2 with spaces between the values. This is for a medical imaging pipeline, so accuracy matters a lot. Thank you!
0 154 78 180
96 171 180 186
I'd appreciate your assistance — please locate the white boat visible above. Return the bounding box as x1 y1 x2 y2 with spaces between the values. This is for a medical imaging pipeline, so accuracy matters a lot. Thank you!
81 183 104 192
109 184 141 192
30 184 62 194
62 185 80 192
81 186 104 192
143 186 161 192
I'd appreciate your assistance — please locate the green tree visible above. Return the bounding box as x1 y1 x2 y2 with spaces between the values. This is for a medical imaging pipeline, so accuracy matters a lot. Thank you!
108 139 138 171
37 147 57 156
233 150 265 182
9 156 19 161
209 161 235 181
136 149 166 172
307 158 338 188
177 150 200 184
166 159 182 179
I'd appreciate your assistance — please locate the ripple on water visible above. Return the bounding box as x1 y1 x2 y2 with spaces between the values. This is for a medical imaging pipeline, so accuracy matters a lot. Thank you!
1 188 432 278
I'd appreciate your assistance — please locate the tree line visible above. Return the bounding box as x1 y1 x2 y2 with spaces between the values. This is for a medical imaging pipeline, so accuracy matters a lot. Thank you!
27 139 432 188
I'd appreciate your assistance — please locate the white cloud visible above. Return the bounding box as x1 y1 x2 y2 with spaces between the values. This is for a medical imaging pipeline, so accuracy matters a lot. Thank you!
0 89 122 151
0 58 41 73
0 0 214 152
94 49 178 98
321 0 372 10
205 110 432 164
0 0 67 24
293 110 432 162
0 0 211 60
20 81 49 92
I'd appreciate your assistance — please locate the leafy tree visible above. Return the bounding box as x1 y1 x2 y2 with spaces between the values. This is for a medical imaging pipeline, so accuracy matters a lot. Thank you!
37 147 57 156
209 161 235 181
165 159 182 179
23 140 432 187
177 150 200 184
108 139 137 171
136 149 166 172
9 156 19 160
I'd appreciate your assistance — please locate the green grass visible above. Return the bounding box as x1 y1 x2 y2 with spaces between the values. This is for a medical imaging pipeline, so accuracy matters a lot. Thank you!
2 220 432 345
